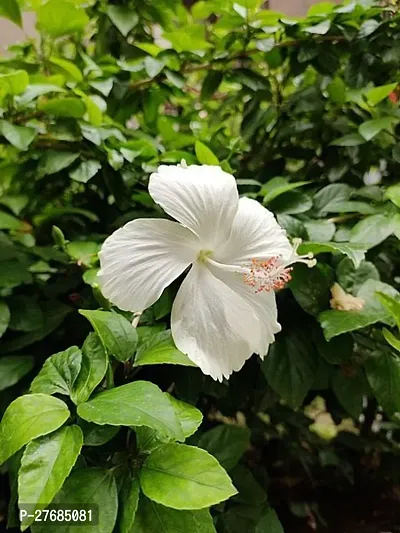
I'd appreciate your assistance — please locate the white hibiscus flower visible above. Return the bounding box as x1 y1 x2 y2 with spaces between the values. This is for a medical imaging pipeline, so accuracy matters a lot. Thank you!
98 163 315 381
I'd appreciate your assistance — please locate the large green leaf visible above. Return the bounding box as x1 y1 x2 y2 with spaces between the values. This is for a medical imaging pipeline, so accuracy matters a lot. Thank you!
195 141 219 165
134 330 196 367
106 5 139 37
166 394 203 439
0 394 70 465
298 241 366 268
77 381 183 440
39 97 86 119
69 160 102 184
37 0 89 37
197 425 250 471
132 496 217 533
350 214 397 249
71 333 108 404
289 263 332 316
262 328 319 408
0 121 36 151
359 117 397 141
0 209 22 230
336 258 380 294
30 346 82 397
365 83 397 106
0 355 34 391
30 468 118 533
80 310 138 362
38 151 80 177
0 0 22 27
140 444 237 509
332 369 367 418
319 280 399 340
18 425 83 530
0 71 28 95
261 177 310 205
376 292 400 329
365 354 400 416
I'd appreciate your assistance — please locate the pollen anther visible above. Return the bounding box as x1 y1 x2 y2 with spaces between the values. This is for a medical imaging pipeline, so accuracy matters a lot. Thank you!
243 257 293 293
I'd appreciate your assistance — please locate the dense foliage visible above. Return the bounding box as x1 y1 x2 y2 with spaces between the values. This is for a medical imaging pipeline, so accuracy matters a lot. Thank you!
1 0 400 531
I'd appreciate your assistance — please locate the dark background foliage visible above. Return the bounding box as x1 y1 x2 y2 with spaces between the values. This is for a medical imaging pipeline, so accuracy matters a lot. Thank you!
1 0 400 531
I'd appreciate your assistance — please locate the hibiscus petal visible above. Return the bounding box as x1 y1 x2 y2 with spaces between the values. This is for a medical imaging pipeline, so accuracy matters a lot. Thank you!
149 164 239 249
171 262 260 381
207 264 281 357
214 197 293 265
98 219 199 312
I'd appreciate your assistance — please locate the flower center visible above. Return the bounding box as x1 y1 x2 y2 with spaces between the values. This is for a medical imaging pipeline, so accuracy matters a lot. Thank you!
198 249 213 263
241 240 316 293
243 257 294 293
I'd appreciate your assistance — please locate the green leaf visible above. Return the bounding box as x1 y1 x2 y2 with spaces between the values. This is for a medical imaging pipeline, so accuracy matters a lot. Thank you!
49 56 83 83
119 475 140 533
304 19 331 35
9 295 44 332
269 190 312 215
37 0 89 37
134 330 196 367
201 71 223 101
30 468 118 533
331 133 365 146
359 117 397 141
0 209 23 230
262 328 318 408
135 426 171 453
0 355 34 391
365 354 400 416
0 394 70 465
385 183 400 208
79 421 119 446
79 310 138 362
290 263 331 316
0 0 22 27
319 280 399 340
0 121 36 151
256 508 284 533
106 6 138 37
332 369 367 418
313 184 353 213
197 425 250 471
38 151 80 178
0 302 72 353
350 214 396 249
17 84 65 107
30 346 82 397
327 76 346 104
261 177 310 205
166 394 203 439
336 258 379 294
71 333 108 405
0 299 10 338
298 241 366 268
382 328 400 353
376 292 400 329
18 425 83 530
365 83 397 106
77 381 184 440
132 496 217 533
359 19 380 38
0 70 29 95
195 141 219 165
140 443 237 509
0 259 32 290
39 97 86 118
304 220 335 242
66 241 100 266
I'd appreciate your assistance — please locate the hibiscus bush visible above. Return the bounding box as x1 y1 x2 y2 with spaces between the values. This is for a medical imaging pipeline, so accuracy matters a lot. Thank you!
1 0 400 531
